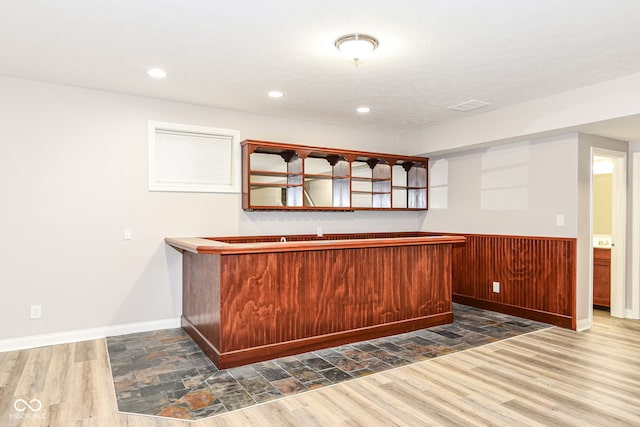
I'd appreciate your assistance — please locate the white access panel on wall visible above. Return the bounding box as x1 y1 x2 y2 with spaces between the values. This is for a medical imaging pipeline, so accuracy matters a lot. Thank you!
148 121 241 193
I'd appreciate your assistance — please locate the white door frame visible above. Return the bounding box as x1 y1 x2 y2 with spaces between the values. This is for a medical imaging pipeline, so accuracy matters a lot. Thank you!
631 152 640 318
591 147 627 318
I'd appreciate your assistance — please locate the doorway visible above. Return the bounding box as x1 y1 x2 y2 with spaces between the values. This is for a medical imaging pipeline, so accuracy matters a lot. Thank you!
591 148 627 318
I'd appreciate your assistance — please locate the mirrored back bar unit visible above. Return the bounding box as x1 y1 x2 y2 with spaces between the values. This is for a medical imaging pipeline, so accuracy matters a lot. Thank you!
241 139 429 211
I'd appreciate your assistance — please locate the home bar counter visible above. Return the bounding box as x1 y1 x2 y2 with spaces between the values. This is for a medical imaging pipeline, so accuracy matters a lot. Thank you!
166 232 466 369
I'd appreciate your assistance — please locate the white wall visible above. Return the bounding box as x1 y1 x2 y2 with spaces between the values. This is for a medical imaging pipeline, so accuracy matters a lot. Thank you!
0 76 422 342
419 131 630 329
3 68 639 345
401 72 640 155
421 134 579 237
399 67 640 330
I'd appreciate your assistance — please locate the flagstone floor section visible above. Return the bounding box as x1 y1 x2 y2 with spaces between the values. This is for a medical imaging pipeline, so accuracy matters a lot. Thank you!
106 304 549 421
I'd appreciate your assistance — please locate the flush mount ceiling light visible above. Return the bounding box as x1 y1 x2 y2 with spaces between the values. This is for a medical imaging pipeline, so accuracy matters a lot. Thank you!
268 90 284 98
335 33 379 65
147 68 167 78
356 106 370 113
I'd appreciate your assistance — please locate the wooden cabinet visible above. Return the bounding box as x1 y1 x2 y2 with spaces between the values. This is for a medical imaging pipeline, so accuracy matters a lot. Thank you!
241 140 428 211
593 247 611 308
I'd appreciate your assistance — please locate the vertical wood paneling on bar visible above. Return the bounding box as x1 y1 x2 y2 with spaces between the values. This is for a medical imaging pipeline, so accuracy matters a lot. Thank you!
182 252 221 350
220 253 276 351
215 244 453 353
394 246 414 319
276 251 302 344
345 248 365 331
451 234 575 327
308 249 328 336
365 247 388 324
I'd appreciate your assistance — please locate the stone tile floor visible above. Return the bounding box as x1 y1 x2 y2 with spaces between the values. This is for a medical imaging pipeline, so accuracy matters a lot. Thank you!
106 304 549 421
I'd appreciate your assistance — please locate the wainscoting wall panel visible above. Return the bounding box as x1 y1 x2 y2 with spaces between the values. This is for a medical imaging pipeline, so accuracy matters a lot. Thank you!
447 234 576 329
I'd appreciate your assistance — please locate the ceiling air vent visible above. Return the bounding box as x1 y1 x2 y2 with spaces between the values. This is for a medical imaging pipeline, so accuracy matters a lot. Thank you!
448 100 490 112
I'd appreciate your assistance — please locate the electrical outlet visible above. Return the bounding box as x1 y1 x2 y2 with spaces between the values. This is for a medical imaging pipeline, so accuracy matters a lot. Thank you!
123 228 133 240
30 305 42 319
492 282 500 293
317 226 323 237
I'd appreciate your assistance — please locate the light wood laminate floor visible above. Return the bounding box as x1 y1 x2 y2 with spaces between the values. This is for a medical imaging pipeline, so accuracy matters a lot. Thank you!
1 311 639 426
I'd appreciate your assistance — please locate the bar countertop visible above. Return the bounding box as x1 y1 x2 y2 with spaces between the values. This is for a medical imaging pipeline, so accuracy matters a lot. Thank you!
165 234 466 255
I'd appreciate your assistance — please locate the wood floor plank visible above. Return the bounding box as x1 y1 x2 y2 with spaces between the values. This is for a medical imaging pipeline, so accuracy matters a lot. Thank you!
0 350 23 387
322 386 407 426
74 339 99 363
492 342 640 397
522 331 640 362
342 378 437 426
484 363 638 426
405 362 540 426
501 399 580 427
13 345 51 397
434 355 557 408
41 343 74 406
520 348 639 396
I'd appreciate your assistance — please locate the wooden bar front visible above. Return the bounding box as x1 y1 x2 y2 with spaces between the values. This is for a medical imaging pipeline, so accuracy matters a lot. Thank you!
166 233 465 369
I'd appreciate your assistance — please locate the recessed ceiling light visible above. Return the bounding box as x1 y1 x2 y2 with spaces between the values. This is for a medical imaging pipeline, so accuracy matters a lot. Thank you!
147 68 167 79
448 100 490 112
357 106 370 113
268 90 284 98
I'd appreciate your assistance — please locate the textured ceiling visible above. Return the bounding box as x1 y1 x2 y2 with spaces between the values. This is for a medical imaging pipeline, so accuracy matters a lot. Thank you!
2 0 640 136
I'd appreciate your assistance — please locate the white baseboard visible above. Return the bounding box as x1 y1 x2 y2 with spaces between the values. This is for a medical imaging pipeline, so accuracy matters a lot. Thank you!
0 317 181 352
625 308 640 319
576 318 592 331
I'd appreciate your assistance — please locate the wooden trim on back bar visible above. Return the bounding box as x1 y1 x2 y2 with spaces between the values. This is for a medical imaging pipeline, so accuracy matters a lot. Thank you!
242 139 429 165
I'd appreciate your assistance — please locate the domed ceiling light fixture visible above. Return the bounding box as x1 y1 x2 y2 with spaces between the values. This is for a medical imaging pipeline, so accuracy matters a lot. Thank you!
335 33 379 65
